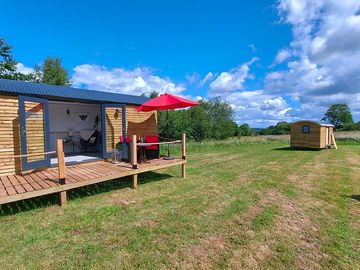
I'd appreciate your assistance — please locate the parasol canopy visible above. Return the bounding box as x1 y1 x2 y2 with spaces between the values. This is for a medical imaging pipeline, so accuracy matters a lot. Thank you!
136 93 199 112
136 93 199 159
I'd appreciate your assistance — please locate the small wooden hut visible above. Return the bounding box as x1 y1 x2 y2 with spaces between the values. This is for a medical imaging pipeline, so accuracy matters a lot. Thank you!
290 120 336 149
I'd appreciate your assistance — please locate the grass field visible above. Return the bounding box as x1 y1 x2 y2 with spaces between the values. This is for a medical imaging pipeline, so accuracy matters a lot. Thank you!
1 137 359 269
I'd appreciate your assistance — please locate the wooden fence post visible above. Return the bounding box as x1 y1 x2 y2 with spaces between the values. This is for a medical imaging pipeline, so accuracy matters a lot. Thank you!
131 135 138 189
181 133 186 179
56 139 67 208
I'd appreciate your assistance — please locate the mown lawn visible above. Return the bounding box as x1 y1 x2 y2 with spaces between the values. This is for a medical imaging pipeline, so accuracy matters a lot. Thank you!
1 139 359 269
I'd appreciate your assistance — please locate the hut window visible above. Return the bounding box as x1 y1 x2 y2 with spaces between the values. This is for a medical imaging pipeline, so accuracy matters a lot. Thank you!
302 125 310 134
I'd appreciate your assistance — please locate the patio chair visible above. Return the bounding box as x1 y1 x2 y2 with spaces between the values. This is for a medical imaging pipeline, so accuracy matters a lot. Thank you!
145 135 160 159
80 130 98 153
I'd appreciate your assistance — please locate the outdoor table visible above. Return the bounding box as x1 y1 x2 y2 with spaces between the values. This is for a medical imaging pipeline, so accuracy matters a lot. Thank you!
137 143 148 163
136 140 182 162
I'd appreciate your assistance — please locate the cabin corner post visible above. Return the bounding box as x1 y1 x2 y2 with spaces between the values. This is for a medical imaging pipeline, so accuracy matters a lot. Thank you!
131 135 138 189
181 133 186 179
56 139 67 207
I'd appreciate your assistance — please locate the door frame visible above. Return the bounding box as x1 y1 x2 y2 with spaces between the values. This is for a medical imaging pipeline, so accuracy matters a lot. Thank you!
101 103 127 159
325 127 329 146
19 95 51 171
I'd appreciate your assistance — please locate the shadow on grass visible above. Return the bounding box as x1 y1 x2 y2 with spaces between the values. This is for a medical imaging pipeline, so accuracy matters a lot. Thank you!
272 146 320 151
0 171 173 216
349 195 360 202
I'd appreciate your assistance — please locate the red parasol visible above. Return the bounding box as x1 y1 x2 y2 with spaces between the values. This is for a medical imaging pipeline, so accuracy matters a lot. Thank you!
136 93 199 159
136 93 199 112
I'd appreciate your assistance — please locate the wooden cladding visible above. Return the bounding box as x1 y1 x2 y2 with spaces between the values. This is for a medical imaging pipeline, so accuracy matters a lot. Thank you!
104 107 123 152
104 105 158 152
0 95 21 176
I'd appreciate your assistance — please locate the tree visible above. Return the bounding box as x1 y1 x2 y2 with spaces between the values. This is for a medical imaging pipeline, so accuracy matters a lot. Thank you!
274 121 290 134
189 108 210 141
0 38 31 81
238 123 253 136
322 104 353 129
202 97 236 140
258 121 290 135
40 57 70 85
156 96 237 141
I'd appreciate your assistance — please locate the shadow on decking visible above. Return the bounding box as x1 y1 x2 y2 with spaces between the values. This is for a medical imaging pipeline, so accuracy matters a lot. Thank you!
272 146 320 151
0 171 172 216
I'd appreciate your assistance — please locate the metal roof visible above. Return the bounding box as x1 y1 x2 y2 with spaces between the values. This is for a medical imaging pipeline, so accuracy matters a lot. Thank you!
291 120 334 127
0 79 148 105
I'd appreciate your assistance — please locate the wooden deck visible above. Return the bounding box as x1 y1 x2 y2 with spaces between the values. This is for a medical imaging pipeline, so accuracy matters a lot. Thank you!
0 158 186 205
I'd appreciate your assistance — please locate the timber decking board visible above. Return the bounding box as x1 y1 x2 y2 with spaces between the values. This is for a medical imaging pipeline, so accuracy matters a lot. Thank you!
28 173 52 189
0 159 185 205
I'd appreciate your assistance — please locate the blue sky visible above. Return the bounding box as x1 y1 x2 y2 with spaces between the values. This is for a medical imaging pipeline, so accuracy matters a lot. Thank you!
2 0 360 127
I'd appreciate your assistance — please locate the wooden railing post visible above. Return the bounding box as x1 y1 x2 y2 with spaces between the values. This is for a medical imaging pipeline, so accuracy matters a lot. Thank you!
131 135 137 169
131 135 138 189
181 133 186 179
56 139 67 207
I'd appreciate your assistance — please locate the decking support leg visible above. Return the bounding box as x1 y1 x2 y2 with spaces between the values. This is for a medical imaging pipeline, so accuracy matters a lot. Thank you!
57 139 67 208
60 191 67 208
182 164 186 179
132 174 138 190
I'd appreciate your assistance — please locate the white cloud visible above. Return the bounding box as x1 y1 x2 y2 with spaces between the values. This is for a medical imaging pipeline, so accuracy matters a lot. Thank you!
208 57 258 95
224 90 292 126
272 48 291 65
72 64 185 96
265 0 360 121
199 72 214 86
16 63 33 74
186 72 200 85
249 44 257 53
202 57 294 126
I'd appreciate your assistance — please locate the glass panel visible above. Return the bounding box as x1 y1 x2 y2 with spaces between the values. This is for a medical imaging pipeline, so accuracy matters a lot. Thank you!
105 107 123 152
302 125 310 134
25 101 45 161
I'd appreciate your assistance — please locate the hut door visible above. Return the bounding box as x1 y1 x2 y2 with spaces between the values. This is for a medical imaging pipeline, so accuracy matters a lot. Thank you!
325 127 329 146
19 96 50 171
101 104 127 159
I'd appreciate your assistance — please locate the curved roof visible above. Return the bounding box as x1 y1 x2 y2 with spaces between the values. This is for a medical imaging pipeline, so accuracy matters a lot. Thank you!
291 120 334 127
0 79 148 105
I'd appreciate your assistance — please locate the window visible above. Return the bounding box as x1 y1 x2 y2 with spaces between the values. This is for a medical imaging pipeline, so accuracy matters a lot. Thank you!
302 125 310 134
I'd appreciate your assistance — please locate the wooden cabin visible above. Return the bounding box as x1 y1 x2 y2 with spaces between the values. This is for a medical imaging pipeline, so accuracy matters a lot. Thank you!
290 120 335 149
0 79 159 176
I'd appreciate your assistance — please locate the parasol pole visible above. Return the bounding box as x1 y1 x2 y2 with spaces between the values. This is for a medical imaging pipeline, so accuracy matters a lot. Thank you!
166 109 170 157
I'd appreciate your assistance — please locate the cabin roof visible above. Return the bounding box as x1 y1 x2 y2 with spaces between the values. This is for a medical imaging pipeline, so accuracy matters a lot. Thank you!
0 79 148 105
291 120 334 127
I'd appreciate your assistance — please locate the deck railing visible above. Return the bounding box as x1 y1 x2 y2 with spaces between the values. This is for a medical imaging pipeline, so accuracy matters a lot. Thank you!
130 133 187 189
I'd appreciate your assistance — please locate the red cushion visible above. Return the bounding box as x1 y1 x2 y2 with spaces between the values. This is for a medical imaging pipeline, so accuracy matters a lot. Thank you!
145 136 159 150
119 135 131 143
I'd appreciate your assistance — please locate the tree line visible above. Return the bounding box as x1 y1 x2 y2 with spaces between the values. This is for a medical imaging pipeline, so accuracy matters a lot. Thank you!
0 38 70 85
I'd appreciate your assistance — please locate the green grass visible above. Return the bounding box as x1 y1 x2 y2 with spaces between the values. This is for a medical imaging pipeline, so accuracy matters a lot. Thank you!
1 138 360 269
